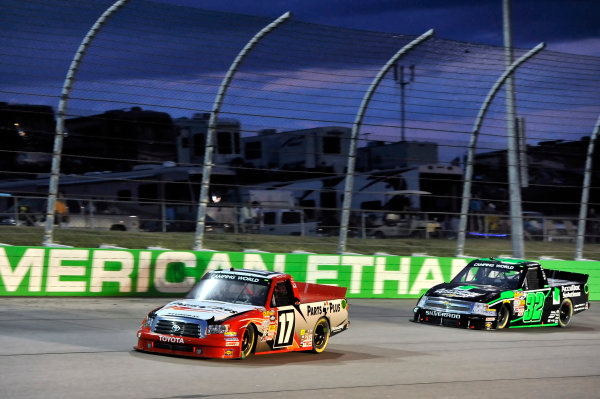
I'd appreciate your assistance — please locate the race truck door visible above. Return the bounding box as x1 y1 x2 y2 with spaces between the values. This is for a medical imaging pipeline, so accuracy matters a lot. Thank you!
512 266 554 327
269 280 306 350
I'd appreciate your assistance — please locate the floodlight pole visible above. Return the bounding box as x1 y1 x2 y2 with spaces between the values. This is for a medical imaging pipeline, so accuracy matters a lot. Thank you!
575 115 600 260
193 12 291 250
42 0 131 246
394 64 415 142
337 29 434 254
455 42 545 257
503 0 526 259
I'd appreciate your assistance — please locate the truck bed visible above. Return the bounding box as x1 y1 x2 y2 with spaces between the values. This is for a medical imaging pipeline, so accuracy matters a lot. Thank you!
548 278 583 287
545 268 588 286
295 282 347 303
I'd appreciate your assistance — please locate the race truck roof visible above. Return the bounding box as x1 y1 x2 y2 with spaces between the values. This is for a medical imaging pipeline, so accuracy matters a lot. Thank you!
205 268 285 281
470 258 540 271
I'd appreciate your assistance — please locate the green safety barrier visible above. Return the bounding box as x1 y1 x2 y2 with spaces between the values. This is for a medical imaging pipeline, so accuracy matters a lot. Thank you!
0 246 598 299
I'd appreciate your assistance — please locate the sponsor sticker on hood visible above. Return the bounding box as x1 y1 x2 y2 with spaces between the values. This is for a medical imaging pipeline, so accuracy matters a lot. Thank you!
434 287 486 299
156 299 257 322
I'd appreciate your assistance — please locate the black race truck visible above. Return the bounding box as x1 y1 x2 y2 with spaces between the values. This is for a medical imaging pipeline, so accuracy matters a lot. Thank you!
413 258 590 329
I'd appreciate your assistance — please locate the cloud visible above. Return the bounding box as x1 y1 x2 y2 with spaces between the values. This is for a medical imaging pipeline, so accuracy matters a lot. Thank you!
545 38 600 57
168 0 600 56
1 0 598 150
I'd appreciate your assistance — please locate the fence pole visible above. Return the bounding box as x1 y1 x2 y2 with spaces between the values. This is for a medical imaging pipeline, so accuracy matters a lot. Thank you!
456 42 545 257
337 29 434 254
503 0 526 259
575 115 600 260
193 12 291 251
42 0 131 246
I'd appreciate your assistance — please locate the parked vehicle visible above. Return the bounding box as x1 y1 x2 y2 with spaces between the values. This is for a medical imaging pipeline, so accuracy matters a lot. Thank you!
135 268 350 359
368 212 441 238
0 197 139 231
413 258 590 329
140 212 232 233
259 209 318 236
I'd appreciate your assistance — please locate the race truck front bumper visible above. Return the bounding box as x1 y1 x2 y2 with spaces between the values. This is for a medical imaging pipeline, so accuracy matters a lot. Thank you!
413 296 498 330
135 316 242 359
135 331 239 359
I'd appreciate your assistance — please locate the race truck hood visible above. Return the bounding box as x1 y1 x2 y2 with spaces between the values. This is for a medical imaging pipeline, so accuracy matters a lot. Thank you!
426 283 504 303
155 299 259 322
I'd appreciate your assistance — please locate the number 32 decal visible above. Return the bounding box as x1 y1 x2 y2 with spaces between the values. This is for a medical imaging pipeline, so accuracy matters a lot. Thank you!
523 292 546 322
273 309 295 348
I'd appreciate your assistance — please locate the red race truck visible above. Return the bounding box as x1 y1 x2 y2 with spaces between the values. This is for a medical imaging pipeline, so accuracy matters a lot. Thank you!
136 268 349 359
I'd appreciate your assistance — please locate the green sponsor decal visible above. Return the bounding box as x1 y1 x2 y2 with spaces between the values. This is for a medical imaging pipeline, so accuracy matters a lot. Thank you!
488 290 516 306
0 246 598 299
523 292 546 323
509 323 558 328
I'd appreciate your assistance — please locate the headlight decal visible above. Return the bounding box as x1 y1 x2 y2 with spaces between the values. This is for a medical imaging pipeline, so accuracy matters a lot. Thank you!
207 324 229 334
472 302 497 316
142 314 155 328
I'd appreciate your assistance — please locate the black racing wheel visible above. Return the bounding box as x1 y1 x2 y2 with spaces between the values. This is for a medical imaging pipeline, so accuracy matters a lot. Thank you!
311 317 330 353
496 304 511 329
240 324 256 359
558 298 573 328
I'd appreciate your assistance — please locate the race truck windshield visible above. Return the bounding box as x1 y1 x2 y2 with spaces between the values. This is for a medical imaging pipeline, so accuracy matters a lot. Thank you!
186 274 270 306
450 264 522 290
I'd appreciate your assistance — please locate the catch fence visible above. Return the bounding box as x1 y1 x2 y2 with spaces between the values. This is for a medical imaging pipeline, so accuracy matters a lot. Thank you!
1 0 599 259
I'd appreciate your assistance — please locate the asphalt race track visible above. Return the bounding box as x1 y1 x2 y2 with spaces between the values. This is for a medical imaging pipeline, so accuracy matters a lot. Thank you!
0 298 598 399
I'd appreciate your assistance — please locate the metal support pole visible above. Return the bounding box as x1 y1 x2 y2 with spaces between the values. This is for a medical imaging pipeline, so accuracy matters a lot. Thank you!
13 196 19 226
517 117 529 188
575 116 600 260
456 42 545 257
193 12 291 250
337 29 434 254
42 0 131 246
394 64 415 142
503 0 525 259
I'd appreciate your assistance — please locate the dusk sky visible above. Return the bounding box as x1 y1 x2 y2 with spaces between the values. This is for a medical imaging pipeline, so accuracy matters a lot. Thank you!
1 0 599 163
175 0 600 56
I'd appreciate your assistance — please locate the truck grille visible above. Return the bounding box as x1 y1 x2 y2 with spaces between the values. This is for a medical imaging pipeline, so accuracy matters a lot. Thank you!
153 319 205 338
154 342 194 352
424 297 473 314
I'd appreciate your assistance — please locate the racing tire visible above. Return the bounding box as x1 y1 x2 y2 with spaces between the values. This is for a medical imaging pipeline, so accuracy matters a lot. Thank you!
240 324 256 359
496 304 511 329
558 298 573 328
311 317 330 354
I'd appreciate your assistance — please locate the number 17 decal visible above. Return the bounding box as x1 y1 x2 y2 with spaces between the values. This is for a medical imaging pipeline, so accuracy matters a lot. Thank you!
273 309 295 348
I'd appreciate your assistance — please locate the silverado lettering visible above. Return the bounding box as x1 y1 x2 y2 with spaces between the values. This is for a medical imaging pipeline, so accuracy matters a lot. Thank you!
425 310 461 319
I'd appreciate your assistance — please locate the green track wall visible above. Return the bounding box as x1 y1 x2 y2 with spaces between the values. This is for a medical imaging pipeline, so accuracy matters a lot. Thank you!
0 246 598 299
